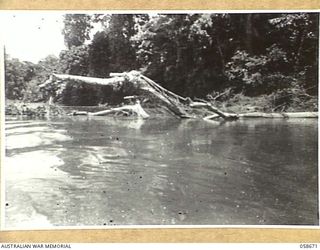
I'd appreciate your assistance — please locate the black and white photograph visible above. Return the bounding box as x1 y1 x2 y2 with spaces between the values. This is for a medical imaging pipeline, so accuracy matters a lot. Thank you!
1 11 318 229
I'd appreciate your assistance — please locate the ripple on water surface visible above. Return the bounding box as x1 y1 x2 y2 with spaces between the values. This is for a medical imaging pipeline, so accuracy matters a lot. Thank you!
3 118 319 228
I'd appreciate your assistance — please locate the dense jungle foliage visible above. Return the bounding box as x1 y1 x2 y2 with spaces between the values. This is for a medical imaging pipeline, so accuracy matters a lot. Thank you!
5 13 319 111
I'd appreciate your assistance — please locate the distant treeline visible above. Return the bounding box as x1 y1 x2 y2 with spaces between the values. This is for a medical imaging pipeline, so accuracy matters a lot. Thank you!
5 13 319 108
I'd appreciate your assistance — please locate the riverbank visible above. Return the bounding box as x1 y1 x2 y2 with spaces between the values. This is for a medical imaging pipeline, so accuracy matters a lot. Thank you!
5 101 64 117
4 97 318 119
210 92 318 114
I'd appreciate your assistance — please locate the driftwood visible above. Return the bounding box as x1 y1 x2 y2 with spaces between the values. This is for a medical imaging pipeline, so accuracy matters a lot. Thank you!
189 101 238 120
70 101 149 119
90 101 149 118
238 112 318 119
201 111 317 120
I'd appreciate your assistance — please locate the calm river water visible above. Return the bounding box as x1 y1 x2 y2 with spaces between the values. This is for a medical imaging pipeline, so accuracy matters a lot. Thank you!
4 116 318 228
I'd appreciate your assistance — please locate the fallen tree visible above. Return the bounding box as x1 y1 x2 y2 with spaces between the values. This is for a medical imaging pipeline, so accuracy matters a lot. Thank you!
40 71 317 120
40 71 238 120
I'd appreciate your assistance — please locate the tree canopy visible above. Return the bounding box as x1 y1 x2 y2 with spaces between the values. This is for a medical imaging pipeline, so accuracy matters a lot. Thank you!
5 13 318 110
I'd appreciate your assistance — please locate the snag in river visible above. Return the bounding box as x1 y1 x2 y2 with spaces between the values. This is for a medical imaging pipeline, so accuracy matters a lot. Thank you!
40 71 239 120
40 71 317 120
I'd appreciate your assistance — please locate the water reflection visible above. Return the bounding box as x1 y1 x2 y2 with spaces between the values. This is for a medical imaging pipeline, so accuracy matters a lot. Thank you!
4 117 318 228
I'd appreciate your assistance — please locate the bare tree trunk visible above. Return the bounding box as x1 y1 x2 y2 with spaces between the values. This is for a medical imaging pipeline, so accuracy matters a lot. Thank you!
215 36 225 73
90 101 149 118
245 14 254 54
41 71 237 120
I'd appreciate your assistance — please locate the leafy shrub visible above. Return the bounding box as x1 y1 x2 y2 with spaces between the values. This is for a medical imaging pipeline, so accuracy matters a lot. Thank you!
269 83 318 112
225 45 295 96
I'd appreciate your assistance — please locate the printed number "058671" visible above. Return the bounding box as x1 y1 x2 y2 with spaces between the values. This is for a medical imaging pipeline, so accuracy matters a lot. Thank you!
300 244 318 248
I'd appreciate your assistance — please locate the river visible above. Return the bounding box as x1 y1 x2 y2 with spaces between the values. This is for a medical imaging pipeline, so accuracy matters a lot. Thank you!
4 116 318 228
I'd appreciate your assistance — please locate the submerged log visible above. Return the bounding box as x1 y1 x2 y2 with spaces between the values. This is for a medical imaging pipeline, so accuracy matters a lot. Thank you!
202 111 318 120
238 112 318 119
